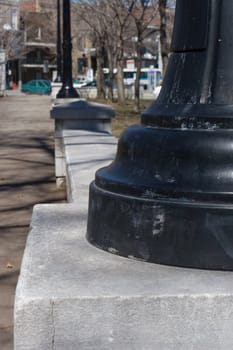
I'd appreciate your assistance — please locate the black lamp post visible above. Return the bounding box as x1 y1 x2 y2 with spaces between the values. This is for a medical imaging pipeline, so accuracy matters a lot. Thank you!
55 0 62 83
87 0 233 270
57 0 79 98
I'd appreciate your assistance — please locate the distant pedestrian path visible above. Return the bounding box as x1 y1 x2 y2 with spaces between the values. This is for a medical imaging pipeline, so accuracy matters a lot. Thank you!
0 95 66 349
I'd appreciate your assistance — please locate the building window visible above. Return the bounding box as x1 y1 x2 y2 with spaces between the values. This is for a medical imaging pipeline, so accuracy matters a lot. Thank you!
77 54 87 74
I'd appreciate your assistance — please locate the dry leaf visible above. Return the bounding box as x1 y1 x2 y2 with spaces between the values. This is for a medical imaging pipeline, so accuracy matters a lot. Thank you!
7 263 14 269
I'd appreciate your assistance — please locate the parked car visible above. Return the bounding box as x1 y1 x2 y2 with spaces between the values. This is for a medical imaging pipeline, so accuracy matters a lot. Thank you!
80 80 112 88
41 79 51 87
73 76 89 88
80 80 97 88
78 80 118 99
78 80 97 98
22 79 51 95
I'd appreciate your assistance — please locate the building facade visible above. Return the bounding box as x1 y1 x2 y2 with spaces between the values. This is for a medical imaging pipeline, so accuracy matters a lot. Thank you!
19 0 56 83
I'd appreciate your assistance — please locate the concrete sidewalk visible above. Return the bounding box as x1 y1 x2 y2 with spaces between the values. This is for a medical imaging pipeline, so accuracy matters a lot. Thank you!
0 95 66 349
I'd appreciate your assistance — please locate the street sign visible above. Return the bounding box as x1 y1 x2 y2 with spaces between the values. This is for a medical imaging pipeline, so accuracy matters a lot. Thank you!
126 59 135 70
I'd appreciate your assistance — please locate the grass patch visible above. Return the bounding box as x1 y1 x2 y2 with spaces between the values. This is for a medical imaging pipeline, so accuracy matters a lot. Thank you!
94 99 154 138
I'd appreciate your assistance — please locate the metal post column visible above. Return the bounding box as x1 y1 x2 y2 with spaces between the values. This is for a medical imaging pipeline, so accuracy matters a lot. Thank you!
57 0 79 98
55 0 62 83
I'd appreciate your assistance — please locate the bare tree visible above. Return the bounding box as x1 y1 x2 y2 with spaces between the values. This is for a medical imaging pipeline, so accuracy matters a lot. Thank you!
0 3 23 61
132 0 175 109
74 1 107 99
0 28 23 60
0 3 25 88
74 0 135 103
73 0 175 102
130 0 159 111
106 0 135 103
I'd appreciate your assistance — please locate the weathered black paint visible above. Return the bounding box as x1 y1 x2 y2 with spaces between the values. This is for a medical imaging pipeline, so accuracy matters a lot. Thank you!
171 0 210 51
87 0 233 270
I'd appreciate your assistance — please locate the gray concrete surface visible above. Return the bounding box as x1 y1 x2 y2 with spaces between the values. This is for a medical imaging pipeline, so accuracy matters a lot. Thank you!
15 203 233 350
0 95 66 350
63 129 117 203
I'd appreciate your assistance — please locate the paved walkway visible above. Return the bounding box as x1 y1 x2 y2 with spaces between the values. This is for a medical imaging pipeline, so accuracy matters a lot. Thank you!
0 94 66 349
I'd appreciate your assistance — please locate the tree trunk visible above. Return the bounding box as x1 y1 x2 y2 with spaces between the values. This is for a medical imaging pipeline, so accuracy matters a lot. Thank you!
107 46 114 101
117 59 125 103
134 40 143 112
96 42 106 100
159 0 169 75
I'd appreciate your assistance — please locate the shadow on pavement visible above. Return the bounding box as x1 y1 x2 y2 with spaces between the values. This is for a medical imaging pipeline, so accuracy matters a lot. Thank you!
0 96 66 350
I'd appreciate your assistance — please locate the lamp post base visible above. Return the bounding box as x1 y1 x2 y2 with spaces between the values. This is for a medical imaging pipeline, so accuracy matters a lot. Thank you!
87 182 233 270
56 85 79 99
87 123 233 270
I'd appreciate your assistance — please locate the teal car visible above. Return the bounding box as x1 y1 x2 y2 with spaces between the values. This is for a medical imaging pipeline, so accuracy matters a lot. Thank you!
22 79 51 95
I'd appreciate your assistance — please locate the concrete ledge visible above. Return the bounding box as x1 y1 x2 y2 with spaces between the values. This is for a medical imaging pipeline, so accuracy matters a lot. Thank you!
51 99 115 120
50 100 117 187
15 204 233 350
50 100 115 134
62 129 117 202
